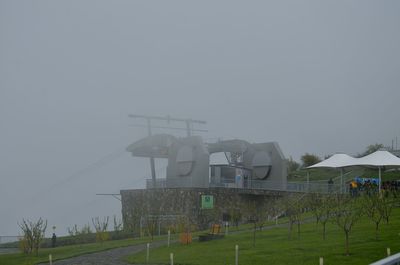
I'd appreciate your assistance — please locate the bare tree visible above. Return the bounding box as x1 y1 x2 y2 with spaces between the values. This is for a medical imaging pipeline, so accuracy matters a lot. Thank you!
332 195 363 255
245 200 268 247
18 218 47 256
92 216 109 243
380 191 397 224
283 195 304 239
308 193 334 240
113 215 123 234
67 223 92 244
361 194 384 240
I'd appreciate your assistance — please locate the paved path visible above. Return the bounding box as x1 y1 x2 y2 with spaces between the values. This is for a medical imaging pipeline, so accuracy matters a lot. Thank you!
39 240 167 265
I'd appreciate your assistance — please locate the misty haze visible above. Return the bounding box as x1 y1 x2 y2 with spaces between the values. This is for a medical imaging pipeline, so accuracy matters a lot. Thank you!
1 1 400 265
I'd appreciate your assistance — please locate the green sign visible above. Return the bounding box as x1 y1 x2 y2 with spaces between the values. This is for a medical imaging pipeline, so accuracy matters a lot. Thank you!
201 195 214 209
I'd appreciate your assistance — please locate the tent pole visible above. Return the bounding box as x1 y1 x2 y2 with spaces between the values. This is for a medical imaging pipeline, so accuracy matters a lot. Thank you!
340 168 344 194
378 167 382 193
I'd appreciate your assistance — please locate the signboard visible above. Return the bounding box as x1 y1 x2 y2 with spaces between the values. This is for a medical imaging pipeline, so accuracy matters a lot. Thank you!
201 195 214 209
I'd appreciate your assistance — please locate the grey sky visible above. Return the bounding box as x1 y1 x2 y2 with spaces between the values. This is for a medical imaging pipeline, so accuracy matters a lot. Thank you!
1 1 399 236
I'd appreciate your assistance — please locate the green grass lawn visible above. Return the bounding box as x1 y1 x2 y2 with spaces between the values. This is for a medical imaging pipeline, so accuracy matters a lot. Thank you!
0 235 167 265
126 208 400 265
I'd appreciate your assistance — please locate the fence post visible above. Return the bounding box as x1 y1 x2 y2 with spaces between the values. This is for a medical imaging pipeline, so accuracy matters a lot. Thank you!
170 253 174 265
146 243 150 263
319 257 323 265
49 254 53 265
168 230 171 247
387 248 391 257
235 245 239 265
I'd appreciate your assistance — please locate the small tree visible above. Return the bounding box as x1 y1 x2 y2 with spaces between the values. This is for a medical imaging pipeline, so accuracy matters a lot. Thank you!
92 217 109 243
283 195 304 239
301 153 321 168
361 194 385 239
18 218 47 256
229 208 242 229
113 215 123 234
287 156 300 173
359 143 384 157
332 195 363 255
67 223 92 244
245 201 267 247
308 193 334 240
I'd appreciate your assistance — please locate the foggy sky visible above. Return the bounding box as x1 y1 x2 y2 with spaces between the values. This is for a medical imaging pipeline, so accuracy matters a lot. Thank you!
1 1 399 236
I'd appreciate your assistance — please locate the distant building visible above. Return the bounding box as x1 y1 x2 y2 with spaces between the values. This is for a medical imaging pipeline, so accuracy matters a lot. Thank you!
120 135 288 233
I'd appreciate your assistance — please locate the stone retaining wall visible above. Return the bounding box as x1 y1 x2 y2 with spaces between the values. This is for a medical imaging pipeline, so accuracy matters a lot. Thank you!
120 188 287 233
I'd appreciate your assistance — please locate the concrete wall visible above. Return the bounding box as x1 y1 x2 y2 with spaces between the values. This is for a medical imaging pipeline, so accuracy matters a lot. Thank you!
120 187 286 233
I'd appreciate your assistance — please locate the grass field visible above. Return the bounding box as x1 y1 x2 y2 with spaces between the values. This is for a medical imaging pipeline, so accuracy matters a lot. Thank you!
126 208 400 265
0 235 165 265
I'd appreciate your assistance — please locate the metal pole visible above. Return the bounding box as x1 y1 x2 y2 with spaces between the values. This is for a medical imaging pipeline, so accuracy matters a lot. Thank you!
340 168 344 194
378 167 382 193
146 118 157 188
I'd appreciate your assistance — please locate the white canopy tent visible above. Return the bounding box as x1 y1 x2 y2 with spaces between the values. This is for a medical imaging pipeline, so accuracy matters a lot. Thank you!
354 150 400 191
307 153 357 192
307 153 357 169
307 150 400 192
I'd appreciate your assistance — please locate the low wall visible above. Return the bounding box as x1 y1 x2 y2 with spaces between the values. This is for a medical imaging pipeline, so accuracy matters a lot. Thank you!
120 187 287 233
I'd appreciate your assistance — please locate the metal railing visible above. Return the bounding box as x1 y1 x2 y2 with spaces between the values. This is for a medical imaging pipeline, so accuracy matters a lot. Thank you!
370 253 400 265
0 236 21 245
146 177 350 194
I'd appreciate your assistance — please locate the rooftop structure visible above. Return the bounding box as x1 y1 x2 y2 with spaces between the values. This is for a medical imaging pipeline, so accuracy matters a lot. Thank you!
126 134 288 190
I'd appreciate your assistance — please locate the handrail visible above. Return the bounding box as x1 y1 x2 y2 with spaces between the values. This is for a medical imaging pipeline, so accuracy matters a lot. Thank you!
145 178 351 194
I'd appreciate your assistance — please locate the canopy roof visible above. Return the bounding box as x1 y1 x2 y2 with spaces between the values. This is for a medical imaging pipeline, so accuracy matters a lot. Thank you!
307 150 400 169
307 153 357 169
356 150 400 167
126 134 176 158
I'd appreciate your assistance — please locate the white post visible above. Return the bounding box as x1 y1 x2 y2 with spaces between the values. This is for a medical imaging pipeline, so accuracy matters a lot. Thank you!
235 245 239 265
170 253 174 265
49 254 53 265
146 243 150 263
319 257 323 265
387 247 391 257
168 230 171 247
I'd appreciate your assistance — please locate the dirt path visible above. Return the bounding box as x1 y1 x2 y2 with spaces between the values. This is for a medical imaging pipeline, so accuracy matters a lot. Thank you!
39 240 166 265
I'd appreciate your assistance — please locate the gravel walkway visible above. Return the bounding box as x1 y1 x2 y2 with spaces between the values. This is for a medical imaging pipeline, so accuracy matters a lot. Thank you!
39 240 167 265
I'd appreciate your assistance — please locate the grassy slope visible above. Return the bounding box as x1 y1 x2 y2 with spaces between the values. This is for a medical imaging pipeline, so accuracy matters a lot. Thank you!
126 208 400 265
0 236 165 265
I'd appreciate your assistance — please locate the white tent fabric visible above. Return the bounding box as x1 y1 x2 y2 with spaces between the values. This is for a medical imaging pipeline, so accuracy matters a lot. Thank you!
355 150 400 167
307 153 357 169
307 150 400 192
